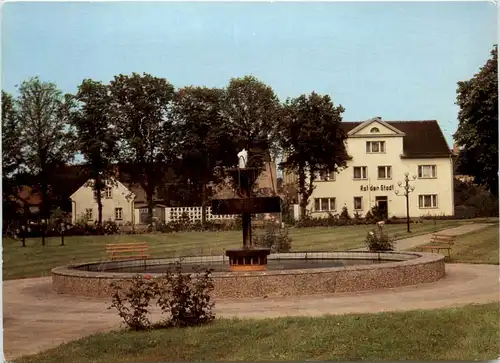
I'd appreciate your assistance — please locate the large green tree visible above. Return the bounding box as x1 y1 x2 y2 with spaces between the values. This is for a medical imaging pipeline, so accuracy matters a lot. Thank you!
221 76 281 169
454 46 498 196
2 91 23 224
16 77 75 221
69 79 119 226
173 86 236 224
279 92 348 219
109 73 176 224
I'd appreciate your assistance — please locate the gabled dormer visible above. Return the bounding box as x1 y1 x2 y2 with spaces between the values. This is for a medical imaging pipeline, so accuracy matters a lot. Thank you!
346 117 406 138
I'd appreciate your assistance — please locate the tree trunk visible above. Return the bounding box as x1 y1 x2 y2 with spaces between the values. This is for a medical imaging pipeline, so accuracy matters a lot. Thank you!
96 174 103 227
145 183 155 229
298 168 307 220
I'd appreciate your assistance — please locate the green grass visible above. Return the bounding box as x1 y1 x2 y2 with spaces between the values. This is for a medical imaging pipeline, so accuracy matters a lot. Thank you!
14 303 500 362
448 224 499 264
2 219 472 280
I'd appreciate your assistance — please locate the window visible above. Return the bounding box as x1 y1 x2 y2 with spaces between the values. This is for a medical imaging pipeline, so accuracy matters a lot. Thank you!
93 187 112 199
85 208 93 221
377 166 392 179
315 170 335 181
353 197 363 210
366 141 386 153
370 127 380 133
115 207 123 220
353 166 368 180
418 165 437 178
419 194 438 209
314 198 336 212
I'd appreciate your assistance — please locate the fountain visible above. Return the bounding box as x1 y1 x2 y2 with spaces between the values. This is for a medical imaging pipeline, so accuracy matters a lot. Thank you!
210 148 281 271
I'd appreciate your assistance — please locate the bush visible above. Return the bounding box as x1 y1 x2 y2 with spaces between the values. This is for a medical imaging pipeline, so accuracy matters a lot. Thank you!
365 222 394 252
253 221 292 252
339 206 351 221
109 261 215 331
109 274 157 331
156 261 215 328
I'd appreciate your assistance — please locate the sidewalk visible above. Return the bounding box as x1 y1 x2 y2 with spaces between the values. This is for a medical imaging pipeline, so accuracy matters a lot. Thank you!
352 223 494 251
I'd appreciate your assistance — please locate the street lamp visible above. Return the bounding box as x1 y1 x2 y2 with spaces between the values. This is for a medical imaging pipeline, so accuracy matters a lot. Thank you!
60 222 66 246
394 172 416 233
41 219 46 246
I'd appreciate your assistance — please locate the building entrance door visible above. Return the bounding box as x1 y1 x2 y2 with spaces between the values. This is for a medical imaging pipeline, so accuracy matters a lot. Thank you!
375 196 388 219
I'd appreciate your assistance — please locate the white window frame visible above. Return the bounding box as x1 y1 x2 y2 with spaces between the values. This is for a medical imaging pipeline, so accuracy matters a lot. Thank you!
377 165 392 180
105 187 112 199
418 194 438 209
315 170 336 181
314 197 336 212
366 141 386 153
418 165 437 179
85 208 93 221
353 166 368 180
115 207 123 220
353 197 363 210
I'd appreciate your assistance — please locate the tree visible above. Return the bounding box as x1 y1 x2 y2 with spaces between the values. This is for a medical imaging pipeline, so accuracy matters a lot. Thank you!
173 86 236 225
221 75 281 169
454 45 498 196
69 79 119 226
2 91 23 225
109 73 176 225
278 92 348 219
16 77 74 221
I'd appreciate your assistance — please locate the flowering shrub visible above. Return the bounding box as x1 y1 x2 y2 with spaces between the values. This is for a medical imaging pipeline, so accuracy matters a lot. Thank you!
253 221 292 252
365 221 395 252
109 261 215 331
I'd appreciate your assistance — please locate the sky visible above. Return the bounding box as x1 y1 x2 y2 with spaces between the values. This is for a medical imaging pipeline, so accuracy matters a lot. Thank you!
1 1 497 147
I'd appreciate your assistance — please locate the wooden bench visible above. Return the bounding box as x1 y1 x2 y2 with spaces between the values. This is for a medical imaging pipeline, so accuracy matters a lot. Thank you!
105 242 150 261
417 234 457 258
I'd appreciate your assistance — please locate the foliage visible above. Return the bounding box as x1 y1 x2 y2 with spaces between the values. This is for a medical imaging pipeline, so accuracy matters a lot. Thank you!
253 221 292 252
1 91 22 178
109 275 157 331
339 206 351 221
278 92 348 219
454 45 498 196
109 73 176 224
454 178 499 218
156 261 215 328
173 86 236 225
109 262 215 331
366 205 386 223
69 79 119 225
221 75 281 168
16 77 75 219
365 222 394 252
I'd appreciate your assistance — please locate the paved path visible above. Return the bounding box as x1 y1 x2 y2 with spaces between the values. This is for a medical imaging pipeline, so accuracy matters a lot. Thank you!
352 223 494 251
3 263 499 361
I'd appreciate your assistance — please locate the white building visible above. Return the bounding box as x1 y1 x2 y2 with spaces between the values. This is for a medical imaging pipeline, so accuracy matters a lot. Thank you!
285 117 455 218
70 179 137 224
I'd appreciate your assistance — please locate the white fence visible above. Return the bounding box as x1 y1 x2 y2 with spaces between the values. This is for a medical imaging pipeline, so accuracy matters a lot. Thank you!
165 206 235 223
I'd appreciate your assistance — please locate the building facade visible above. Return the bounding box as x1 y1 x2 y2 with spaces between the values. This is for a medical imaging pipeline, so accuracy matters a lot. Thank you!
285 117 455 218
70 179 136 224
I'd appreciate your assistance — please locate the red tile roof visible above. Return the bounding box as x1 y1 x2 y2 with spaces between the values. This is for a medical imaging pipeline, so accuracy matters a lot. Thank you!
339 120 452 158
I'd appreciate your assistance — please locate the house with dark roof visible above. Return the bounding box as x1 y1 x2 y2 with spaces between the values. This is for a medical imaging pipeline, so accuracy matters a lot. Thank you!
284 117 454 218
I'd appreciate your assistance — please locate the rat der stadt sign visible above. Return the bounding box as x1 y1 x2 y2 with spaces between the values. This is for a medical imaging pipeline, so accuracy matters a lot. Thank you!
360 184 394 192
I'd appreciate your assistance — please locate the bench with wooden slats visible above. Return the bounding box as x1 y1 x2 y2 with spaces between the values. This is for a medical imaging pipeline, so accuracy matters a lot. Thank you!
417 234 457 257
105 242 150 261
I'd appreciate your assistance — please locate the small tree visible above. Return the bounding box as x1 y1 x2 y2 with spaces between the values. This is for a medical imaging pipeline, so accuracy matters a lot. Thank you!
16 77 75 222
109 73 176 225
69 79 119 226
279 92 348 219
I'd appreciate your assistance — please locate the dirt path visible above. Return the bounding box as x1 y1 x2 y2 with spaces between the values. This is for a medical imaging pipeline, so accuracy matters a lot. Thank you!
3 263 499 361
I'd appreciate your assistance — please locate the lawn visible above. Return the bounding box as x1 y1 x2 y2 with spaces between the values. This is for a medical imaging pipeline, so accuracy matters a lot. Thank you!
2 219 471 280
14 303 500 362
448 224 499 264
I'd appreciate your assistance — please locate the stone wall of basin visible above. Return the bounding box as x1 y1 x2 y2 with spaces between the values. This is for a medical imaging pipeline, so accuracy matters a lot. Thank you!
51 251 445 299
